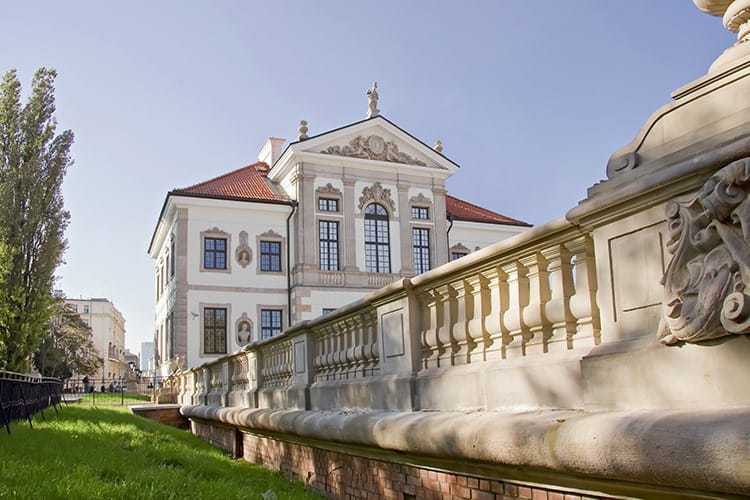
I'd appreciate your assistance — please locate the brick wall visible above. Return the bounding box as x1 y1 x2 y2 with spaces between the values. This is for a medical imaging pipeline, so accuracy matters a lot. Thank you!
191 420 241 456
238 429 611 500
131 405 188 429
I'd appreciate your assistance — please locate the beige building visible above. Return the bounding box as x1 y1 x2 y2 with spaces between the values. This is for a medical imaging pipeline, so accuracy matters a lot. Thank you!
148 86 530 373
66 298 127 380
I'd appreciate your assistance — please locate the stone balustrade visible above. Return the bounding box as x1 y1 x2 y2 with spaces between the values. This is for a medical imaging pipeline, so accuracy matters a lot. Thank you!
174 216 606 412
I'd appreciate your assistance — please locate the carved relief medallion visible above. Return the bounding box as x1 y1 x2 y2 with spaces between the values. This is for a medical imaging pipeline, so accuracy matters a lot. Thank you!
235 231 252 268
659 157 750 344
236 313 254 347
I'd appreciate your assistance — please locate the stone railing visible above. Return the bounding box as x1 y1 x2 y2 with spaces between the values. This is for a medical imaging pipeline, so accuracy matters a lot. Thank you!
174 216 607 411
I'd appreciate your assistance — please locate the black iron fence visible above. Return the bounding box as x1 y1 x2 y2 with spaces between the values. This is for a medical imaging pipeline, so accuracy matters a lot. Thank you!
63 375 173 406
0 370 62 434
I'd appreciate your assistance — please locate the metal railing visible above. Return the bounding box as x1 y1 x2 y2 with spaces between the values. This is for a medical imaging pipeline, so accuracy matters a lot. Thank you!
62 375 176 406
0 370 62 434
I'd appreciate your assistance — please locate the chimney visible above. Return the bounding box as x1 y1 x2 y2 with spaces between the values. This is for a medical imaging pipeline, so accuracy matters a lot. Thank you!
257 137 286 166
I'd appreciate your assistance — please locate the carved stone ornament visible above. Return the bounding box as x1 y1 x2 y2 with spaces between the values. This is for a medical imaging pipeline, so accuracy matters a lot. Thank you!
259 229 283 239
235 231 252 268
316 183 342 198
235 313 254 347
358 182 396 213
409 193 433 207
450 242 471 255
659 157 750 344
320 135 427 166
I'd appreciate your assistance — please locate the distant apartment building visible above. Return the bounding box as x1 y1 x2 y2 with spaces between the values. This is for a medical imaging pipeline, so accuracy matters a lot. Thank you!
140 341 155 374
66 298 127 380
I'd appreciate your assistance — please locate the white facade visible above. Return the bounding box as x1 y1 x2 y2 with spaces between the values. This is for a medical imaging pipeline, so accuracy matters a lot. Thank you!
66 298 127 380
149 113 529 373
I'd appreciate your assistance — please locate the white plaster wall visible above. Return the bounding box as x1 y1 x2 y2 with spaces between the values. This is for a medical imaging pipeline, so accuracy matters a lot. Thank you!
303 289 372 321
185 202 292 289
186 288 287 367
449 221 529 255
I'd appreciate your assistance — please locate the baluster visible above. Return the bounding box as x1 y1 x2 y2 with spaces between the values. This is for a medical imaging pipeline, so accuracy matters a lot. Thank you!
541 244 576 353
566 236 601 348
481 265 508 360
501 261 529 357
520 253 551 355
435 285 456 366
466 273 491 362
367 309 379 375
450 279 472 364
421 290 442 369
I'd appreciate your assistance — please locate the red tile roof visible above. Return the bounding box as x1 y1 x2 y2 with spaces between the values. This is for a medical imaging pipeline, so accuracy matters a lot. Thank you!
446 194 530 226
170 162 290 204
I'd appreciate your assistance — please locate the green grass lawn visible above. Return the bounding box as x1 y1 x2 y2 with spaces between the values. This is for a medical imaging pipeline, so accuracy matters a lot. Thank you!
0 404 321 499
75 391 152 406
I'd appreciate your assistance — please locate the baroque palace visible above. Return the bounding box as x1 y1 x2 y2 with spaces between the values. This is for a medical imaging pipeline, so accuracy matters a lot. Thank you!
148 85 529 373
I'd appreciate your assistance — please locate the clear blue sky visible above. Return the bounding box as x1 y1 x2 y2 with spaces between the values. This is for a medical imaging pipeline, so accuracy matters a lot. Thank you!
1 1 732 354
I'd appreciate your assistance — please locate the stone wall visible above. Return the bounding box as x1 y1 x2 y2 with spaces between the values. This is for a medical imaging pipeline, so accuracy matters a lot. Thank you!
130 404 188 429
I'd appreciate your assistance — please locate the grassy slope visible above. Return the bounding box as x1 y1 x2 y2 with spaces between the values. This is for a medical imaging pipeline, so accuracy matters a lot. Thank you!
0 404 320 499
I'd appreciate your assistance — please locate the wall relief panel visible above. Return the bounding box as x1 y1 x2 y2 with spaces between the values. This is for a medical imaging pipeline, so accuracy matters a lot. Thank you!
320 135 427 166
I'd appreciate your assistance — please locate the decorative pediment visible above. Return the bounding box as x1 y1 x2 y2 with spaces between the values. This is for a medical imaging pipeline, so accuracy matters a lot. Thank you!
320 135 426 166
316 183 342 198
358 182 396 213
659 157 750 344
258 229 283 239
409 193 433 207
450 243 471 254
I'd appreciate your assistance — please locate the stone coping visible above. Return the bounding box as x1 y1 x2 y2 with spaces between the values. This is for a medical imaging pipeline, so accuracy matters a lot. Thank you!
180 404 750 497
130 404 181 411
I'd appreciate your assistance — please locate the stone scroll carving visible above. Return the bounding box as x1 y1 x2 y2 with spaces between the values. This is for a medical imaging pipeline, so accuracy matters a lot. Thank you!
320 135 426 166
358 182 396 213
659 157 750 344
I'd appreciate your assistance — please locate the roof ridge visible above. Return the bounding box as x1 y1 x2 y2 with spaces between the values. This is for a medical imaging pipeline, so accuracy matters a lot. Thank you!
175 161 268 192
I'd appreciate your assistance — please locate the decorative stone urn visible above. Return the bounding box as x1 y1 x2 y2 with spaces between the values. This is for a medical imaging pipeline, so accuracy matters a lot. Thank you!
694 0 750 72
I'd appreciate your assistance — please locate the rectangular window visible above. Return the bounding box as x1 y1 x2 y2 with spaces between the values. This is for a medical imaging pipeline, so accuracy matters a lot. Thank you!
203 237 227 270
260 309 283 340
170 236 176 278
260 240 282 272
412 228 431 274
83 305 90 314
322 308 336 315
318 198 339 212
319 220 340 271
411 206 429 220
203 307 227 355
451 251 469 261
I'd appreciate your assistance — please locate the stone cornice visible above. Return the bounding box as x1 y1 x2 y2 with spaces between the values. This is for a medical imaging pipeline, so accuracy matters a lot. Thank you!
181 404 750 497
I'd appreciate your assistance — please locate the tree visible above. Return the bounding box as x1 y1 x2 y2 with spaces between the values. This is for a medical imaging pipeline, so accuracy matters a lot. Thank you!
33 297 101 379
0 68 73 371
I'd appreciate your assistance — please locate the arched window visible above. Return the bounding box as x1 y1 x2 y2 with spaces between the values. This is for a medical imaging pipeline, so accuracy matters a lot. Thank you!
364 203 391 273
